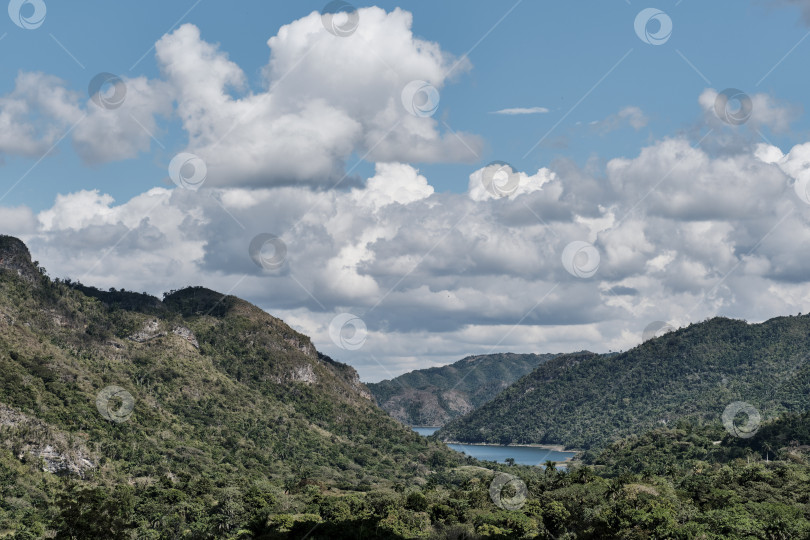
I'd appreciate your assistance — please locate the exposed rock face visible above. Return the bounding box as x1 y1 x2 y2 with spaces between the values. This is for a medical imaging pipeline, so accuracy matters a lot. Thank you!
0 235 40 284
349 372 373 401
34 445 95 476
290 364 317 384
0 403 95 477
380 389 466 426
128 319 166 342
172 325 199 348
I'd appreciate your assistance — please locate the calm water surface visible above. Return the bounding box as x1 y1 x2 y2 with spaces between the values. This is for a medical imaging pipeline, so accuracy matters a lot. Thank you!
412 427 575 467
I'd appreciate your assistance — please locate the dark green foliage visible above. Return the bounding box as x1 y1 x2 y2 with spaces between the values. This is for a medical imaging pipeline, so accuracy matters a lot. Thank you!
439 317 810 450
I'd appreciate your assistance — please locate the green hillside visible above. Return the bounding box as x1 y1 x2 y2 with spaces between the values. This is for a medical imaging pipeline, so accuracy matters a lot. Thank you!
4 234 810 539
0 236 470 538
437 317 810 450
367 353 557 426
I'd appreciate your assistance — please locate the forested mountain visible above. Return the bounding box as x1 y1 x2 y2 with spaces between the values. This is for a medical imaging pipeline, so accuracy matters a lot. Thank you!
437 316 810 450
4 234 810 539
367 353 557 426
0 235 469 537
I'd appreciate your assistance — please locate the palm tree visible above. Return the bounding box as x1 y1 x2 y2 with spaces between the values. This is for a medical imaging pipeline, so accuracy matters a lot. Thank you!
763 442 773 462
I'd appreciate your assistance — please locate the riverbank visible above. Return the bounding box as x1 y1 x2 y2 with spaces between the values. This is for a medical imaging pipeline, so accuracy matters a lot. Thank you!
441 440 578 453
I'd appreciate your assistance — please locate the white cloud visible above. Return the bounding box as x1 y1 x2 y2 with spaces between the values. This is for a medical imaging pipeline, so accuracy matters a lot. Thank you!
699 87 798 132
22 128 808 380
154 9 483 188
73 77 174 164
592 105 649 133
491 107 549 115
0 72 81 158
6 23 810 382
0 205 37 235
0 7 483 188
467 164 557 202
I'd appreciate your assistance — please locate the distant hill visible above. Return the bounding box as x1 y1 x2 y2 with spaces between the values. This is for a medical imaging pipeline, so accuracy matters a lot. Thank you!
437 316 810 450
367 352 557 426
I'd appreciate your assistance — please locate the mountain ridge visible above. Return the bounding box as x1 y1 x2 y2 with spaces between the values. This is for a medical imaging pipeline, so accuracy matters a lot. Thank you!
367 352 558 426
437 315 810 450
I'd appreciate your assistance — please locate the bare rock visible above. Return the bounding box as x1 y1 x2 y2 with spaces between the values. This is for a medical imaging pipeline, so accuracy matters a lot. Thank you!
290 364 317 384
172 325 199 348
128 319 166 342
0 236 41 285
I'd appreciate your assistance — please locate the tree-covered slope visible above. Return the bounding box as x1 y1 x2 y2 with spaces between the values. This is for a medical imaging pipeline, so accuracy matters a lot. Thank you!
437 316 810 450
367 353 557 426
0 235 468 538
5 233 810 539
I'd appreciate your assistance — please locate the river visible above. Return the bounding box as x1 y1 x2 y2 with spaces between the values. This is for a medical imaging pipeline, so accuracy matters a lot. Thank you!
413 427 575 468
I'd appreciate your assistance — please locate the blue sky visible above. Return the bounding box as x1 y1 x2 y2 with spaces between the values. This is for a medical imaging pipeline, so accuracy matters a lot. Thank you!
3 0 808 210
4 1 810 381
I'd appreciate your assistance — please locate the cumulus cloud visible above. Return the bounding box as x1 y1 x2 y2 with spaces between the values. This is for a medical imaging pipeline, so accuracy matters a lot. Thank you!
467 163 557 202
0 7 483 189
73 77 174 164
0 72 81 158
155 8 483 188
0 71 171 165
6 18 810 381
23 124 810 381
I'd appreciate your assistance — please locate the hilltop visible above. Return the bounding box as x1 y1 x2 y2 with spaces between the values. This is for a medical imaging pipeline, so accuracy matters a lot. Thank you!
367 353 557 426
437 316 810 450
